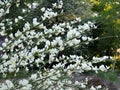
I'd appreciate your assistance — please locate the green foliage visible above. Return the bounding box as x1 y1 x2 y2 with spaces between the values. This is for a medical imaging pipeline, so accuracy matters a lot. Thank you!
98 70 118 82
89 0 120 56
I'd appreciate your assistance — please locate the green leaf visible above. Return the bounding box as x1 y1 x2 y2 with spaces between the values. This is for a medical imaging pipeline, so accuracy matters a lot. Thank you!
98 71 118 82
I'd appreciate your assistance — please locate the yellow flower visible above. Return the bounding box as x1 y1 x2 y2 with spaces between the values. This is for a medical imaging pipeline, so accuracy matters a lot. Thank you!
116 19 120 24
113 55 120 61
110 64 113 68
90 0 101 5
104 3 112 11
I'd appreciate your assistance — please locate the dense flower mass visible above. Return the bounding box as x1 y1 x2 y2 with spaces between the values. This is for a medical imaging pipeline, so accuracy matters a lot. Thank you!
0 0 114 90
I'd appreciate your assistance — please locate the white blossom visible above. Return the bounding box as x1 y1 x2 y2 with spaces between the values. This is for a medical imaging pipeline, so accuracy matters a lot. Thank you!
5 80 14 89
0 84 8 90
41 7 45 12
23 22 31 31
99 65 107 72
80 83 86 88
96 85 102 89
18 16 23 19
19 79 29 86
32 2 38 9
15 18 18 23
90 86 96 90
82 36 88 41
83 23 90 30
0 0 111 90
2 53 8 59
15 30 22 37
33 18 39 26
30 74 37 81
0 8 4 17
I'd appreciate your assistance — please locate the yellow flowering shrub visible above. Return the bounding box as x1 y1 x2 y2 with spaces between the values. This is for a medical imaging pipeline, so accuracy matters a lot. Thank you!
104 3 112 11
90 0 101 5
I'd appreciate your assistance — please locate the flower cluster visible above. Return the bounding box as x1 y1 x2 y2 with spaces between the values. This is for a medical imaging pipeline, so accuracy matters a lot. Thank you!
0 0 113 90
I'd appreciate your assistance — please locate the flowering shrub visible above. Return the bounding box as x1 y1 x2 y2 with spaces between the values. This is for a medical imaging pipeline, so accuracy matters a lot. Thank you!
0 0 113 90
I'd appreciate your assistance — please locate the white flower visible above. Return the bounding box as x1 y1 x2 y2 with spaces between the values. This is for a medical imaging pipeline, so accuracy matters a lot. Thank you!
18 16 23 19
30 74 37 81
27 3 32 9
72 38 80 45
2 53 8 59
81 62 91 71
51 40 57 46
16 68 19 72
75 81 80 85
5 80 14 89
76 17 81 22
9 68 15 72
59 46 64 51
92 12 98 17
0 8 4 17
20 84 32 90
67 30 73 40
58 4 62 9
15 30 22 37
22 9 27 13
115 1 120 5
55 37 63 46
15 18 18 23
42 10 57 20
83 23 90 30
2 42 7 47
32 2 38 9
5 38 8 43
58 40 63 46
23 22 30 31
67 41 73 46
41 7 45 12
1 84 8 90
58 0 63 8
0 1 4 5
49 48 58 54
33 18 39 26
19 79 29 86
99 65 107 72
82 36 87 41
75 31 80 37
53 63 64 69
80 83 86 88
9 33 14 39
96 85 102 89
0 47 2 50
90 86 96 90
92 66 98 73
45 40 50 49
38 23 44 29
52 3 57 8
88 37 92 41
